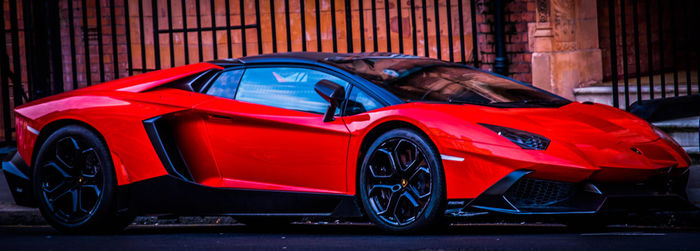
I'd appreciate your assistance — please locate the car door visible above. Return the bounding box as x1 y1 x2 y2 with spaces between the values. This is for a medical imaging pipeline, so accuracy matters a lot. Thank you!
194 66 351 194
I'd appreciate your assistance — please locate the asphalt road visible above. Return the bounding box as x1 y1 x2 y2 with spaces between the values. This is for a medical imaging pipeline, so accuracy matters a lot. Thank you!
1 224 699 251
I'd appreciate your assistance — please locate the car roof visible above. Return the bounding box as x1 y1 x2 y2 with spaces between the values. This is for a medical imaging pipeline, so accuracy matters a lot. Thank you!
207 52 429 67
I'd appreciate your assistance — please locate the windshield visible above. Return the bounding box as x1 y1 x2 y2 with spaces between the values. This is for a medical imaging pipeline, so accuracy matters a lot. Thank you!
324 55 570 108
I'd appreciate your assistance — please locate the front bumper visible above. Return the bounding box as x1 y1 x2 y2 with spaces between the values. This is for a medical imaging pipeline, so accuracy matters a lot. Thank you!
449 168 696 216
2 151 35 206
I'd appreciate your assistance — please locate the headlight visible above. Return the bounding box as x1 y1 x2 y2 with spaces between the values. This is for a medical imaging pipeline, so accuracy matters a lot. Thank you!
479 124 550 150
651 125 682 148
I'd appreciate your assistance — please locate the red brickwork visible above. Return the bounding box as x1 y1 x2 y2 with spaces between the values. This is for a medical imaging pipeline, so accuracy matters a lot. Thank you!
474 0 536 83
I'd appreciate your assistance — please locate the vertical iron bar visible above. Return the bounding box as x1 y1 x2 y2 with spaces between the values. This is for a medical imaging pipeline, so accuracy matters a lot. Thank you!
359 0 366 52
96 0 106 81
315 0 321 51
301 0 307 51
372 0 378 51
210 0 217 58
433 0 442 59
152 0 161 69
669 0 678 97
270 0 278 52
255 0 263 54
469 0 479 67
632 0 641 102
457 0 466 63
645 0 654 99
422 0 428 57
657 0 665 98
180 0 190 64
446 0 453 62
608 0 620 108
620 0 629 110
49 0 64 95
645 0 653 99
696 0 700 92
284 0 291 51
493 0 505 74
345 0 353 53
22 0 35 99
225 0 233 58
410 0 417 55
196 0 203 62
331 0 338 52
396 0 403 53
82 0 94 85
110 0 121 75
240 0 248 56
138 0 147 72
9 0 22 104
125 0 134 75
167 0 176 67
0 0 11 142
384 0 391 52
682 0 691 95
69 0 79 88
48 0 64 95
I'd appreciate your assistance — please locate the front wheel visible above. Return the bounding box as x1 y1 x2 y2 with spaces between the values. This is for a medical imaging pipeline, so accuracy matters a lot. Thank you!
358 128 447 233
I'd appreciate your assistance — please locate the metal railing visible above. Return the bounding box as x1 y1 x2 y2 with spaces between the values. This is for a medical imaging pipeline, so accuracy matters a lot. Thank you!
0 0 481 145
605 0 699 110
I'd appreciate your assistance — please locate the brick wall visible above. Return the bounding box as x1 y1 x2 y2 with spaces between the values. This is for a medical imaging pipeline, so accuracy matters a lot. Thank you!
474 0 536 83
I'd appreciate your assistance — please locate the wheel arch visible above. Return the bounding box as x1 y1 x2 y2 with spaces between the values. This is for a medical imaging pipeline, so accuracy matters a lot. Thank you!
355 119 439 195
30 119 127 181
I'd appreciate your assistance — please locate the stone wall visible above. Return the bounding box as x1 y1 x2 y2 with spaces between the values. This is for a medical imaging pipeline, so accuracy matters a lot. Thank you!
529 0 602 99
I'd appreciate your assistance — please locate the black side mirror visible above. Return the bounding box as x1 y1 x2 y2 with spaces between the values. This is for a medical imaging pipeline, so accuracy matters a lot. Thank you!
314 80 346 122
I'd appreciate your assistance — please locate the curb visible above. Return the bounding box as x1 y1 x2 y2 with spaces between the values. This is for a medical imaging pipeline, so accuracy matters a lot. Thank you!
0 202 45 225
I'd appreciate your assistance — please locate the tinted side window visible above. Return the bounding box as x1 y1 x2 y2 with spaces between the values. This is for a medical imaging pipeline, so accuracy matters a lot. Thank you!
235 67 348 114
205 69 244 99
346 87 382 115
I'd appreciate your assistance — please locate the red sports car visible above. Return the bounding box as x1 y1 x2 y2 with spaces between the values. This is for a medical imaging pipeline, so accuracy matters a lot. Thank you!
2 52 693 233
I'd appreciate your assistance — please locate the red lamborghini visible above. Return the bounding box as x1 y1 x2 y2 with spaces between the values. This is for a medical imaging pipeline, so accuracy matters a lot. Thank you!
2 52 693 233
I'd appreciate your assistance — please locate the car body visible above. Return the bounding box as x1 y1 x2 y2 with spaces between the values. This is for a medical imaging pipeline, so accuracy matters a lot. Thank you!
2 52 694 232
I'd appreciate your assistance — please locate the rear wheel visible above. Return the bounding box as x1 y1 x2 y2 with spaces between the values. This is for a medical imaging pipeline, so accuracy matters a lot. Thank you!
33 125 133 233
359 128 447 233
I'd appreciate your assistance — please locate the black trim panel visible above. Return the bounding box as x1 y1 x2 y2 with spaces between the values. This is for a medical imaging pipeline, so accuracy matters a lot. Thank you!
120 175 363 217
1 151 36 206
143 116 194 182
457 169 695 216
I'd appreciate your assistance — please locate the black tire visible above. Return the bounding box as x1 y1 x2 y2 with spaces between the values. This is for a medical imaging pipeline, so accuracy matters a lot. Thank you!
33 125 133 233
358 128 447 233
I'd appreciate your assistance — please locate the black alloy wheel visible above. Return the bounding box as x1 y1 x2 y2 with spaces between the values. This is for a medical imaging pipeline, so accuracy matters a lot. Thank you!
39 136 104 224
359 128 446 232
34 125 133 233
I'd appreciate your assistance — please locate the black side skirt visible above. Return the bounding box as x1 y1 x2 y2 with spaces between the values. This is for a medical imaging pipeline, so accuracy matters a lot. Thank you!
119 175 363 217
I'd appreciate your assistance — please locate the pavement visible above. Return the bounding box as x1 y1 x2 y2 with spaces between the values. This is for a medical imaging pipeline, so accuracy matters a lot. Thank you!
1 224 699 250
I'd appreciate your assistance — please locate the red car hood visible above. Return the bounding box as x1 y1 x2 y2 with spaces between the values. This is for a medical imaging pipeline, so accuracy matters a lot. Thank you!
421 102 690 179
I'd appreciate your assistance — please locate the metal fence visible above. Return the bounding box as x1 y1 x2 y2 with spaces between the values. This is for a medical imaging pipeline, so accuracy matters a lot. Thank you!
605 0 700 110
0 0 481 145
